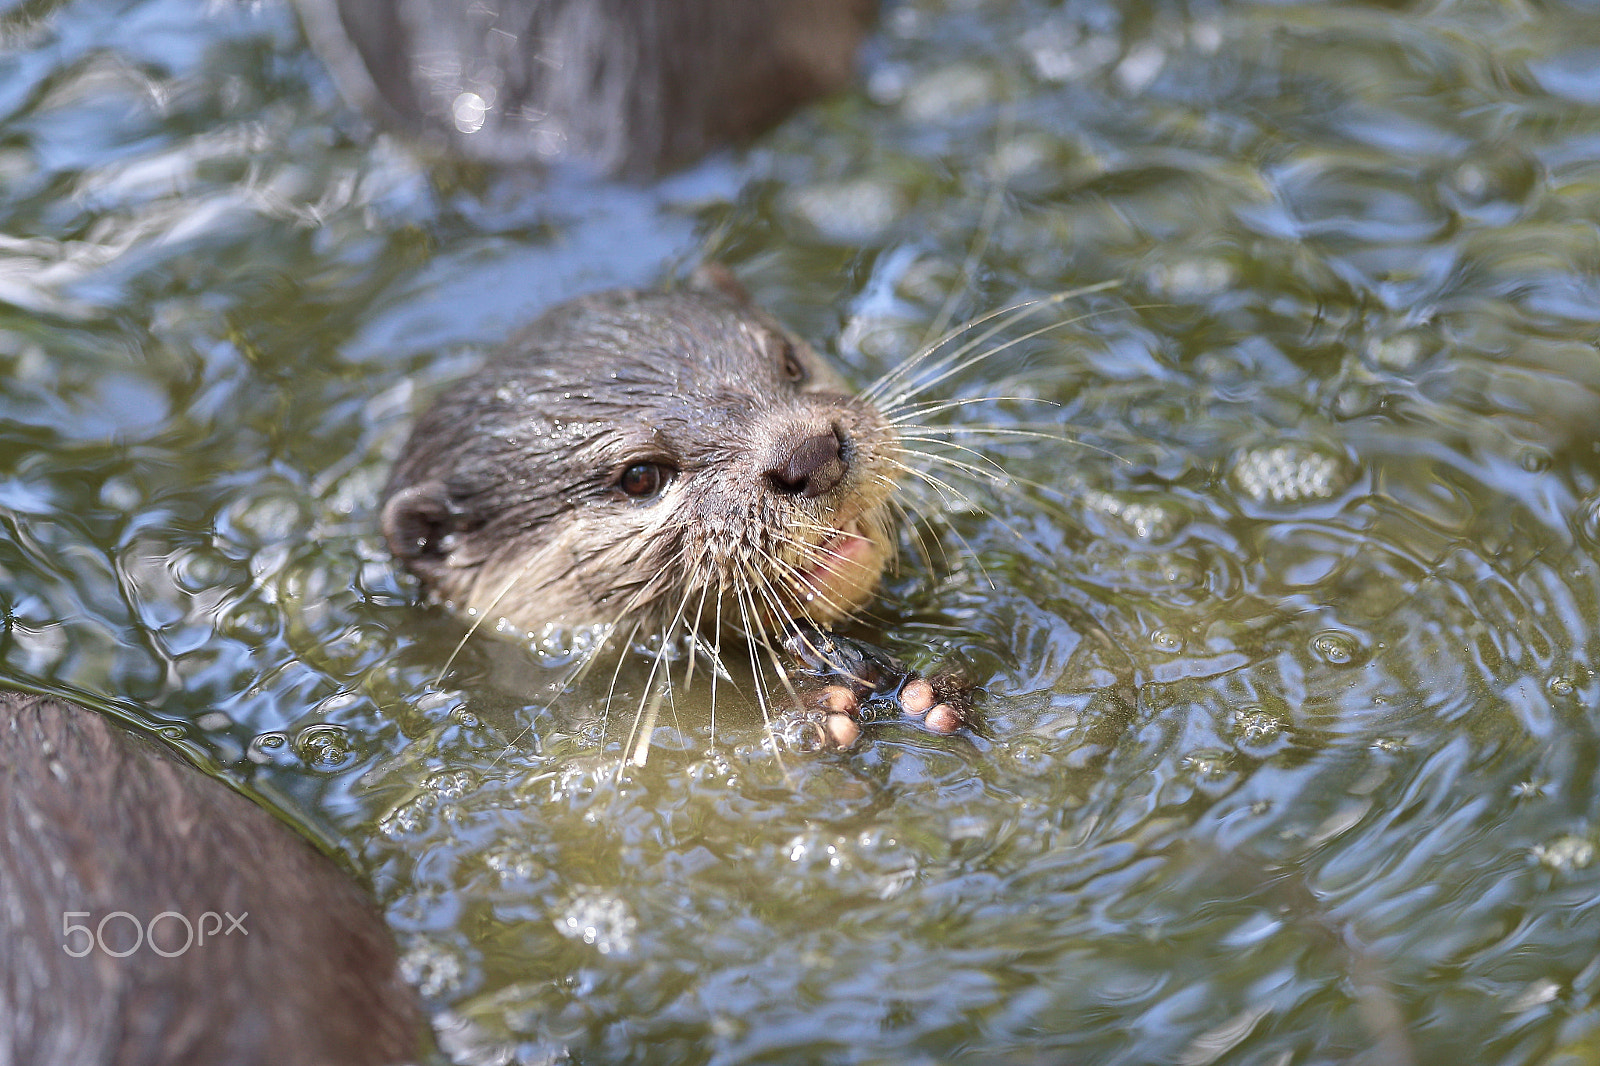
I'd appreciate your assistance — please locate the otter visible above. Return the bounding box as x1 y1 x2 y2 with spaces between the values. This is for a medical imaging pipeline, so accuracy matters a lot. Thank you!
382 270 971 744
0 691 422 1066
295 0 877 175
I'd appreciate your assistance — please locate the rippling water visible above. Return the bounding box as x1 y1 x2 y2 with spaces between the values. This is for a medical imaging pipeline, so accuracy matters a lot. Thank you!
4 0 1600 1062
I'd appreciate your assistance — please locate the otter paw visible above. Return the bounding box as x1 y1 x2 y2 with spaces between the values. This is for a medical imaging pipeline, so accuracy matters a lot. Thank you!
782 627 973 743
893 673 973 735
781 679 862 750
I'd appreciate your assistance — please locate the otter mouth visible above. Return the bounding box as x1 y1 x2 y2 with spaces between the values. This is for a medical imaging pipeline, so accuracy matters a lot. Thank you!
789 513 889 624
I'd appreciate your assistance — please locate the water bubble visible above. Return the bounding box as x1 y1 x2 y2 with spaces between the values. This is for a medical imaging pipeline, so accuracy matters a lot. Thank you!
1151 628 1185 654
1310 631 1361 666
1082 489 1189 541
686 749 734 784
778 717 830 753
1146 257 1235 298
484 846 547 886
1532 835 1595 872
246 731 288 765
1576 495 1600 545
555 893 638 956
1003 735 1056 776
1366 330 1441 371
294 723 356 770
399 944 466 998
785 178 906 244
378 793 438 839
1181 748 1233 782
452 91 488 134
425 769 477 799
900 63 998 121
1232 707 1283 747
1229 443 1355 505
530 622 613 666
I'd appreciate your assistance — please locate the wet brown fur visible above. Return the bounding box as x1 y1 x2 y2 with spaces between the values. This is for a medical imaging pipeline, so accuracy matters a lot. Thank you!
0 693 421 1066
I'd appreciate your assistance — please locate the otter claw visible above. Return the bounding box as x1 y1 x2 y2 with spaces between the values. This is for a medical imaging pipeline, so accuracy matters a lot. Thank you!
782 627 973 743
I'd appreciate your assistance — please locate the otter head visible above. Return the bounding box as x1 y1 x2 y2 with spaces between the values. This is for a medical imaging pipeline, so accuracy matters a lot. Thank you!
381 274 901 639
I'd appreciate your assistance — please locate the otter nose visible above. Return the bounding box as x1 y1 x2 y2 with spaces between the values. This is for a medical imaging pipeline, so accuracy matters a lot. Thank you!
766 428 847 498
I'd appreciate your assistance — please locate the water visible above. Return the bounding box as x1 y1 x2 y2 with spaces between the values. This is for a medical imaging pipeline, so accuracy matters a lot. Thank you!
4 0 1600 1062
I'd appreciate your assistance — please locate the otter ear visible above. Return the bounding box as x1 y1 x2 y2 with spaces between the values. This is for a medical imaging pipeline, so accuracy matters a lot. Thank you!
688 261 752 306
382 481 456 562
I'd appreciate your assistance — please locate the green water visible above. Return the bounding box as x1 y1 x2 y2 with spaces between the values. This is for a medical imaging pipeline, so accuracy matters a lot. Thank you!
4 0 1600 1062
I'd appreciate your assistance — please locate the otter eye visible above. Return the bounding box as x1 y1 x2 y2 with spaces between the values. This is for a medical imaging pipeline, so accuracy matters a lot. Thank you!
618 462 672 499
779 340 807 384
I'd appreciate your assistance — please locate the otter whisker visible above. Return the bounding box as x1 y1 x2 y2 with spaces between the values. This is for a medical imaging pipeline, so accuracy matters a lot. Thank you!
880 393 1058 425
620 644 668 774
883 458 1030 589
883 297 1174 424
876 304 1128 414
754 516 889 622
770 530 876 605
894 439 1103 529
863 300 1062 409
624 581 704 772
895 430 1126 522
894 434 1015 486
894 501 1000 594
921 115 1013 347
683 580 715 737
484 630 616 772
861 282 1119 404
894 454 1076 589
601 543 686 630
745 608 817 749
890 456 992 512
706 587 726 742
968 416 1154 444
599 618 645 736
625 676 669 771
748 548 821 632
729 569 793 785
862 281 1121 408
436 547 546 684
885 493 945 576
616 538 729 767
901 422 1138 458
